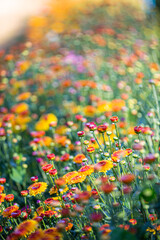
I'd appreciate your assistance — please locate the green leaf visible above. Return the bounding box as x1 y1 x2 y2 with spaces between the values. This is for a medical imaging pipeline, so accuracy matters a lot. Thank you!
10 168 26 184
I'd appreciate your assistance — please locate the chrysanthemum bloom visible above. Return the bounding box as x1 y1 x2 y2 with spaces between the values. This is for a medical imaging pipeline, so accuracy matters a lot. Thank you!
55 178 66 188
111 149 132 162
90 212 103 222
47 153 55 161
129 219 137 225
78 165 94 176
73 154 86 164
11 210 21 218
134 126 143 134
87 147 95 153
42 164 53 172
0 178 6 184
44 198 58 206
101 183 115 194
97 124 108 133
142 127 152 135
61 153 70 162
0 193 6 204
31 176 38 182
28 182 47 196
62 171 79 184
94 160 113 173
68 174 86 185
119 174 135 185
27 229 44 240
44 210 56 218
77 131 85 137
49 169 57 176
21 190 28 197
143 153 157 164
110 116 119 123
13 220 38 237
2 205 19 218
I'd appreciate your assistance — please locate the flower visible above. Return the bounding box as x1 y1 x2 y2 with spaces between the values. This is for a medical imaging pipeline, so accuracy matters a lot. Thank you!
119 174 135 184
62 171 79 184
61 153 70 162
21 190 28 197
77 131 85 137
111 149 132 162
110 116 119 123
11 210 21 218
97 124 108 133
0 178 6 184
134 126 143 134
5 194 14 202
13 220 38 237
28 182 48 196
143 154 157 164
0 193 6 204
49 169 57 176
101 183 115 194
47 153 55 160
42 164 53 172
2 205 19 218
78 165 94 176
94 160 113 173
73 154 86 164
30 176 38 182
87 147 95 153
68 174 86 185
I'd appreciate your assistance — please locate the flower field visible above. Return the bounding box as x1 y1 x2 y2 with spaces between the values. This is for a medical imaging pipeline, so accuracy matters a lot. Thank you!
0 0 160 239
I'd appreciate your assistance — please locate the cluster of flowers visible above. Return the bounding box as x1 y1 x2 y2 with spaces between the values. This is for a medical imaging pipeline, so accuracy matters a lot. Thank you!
0 0 160 239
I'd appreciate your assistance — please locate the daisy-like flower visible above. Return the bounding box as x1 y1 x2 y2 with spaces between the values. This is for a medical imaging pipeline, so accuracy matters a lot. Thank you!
111 149 132 162
68 174 86 185
94 160 113 173
13 220 38 237
27 229 43 240
78 165 94 176
28 182 48 196
62 171 79 184
2 205 19 218
73 154 86 164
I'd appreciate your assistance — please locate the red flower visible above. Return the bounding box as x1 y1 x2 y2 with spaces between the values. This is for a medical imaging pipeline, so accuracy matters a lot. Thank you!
42 164 53 172
97 124 108 133
0 178 6 184
134 126 143 134
21 190 28 197
61 153 70 162
101 183 115 194
77 131 85 137
5 194 14 202
143 154 157 164
49 169 57 176
119 174 135 184
11 210 21 218
110 116 119 123
87 147 95 153
90 213 103 222
47 153 55 160
30 176 38 182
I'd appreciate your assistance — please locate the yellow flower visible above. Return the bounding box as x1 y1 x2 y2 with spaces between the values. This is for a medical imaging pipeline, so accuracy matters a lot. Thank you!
28 182 48 196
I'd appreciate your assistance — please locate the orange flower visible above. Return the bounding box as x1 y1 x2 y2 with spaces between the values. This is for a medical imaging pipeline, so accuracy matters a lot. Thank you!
0 194 6 204
73 154 86 164
14 220 38 237
2 205 19 218
94 160 113 173
68 174 86 185
28 182 47 196
111 149 132 162
62 171 79 184
78 165 94 176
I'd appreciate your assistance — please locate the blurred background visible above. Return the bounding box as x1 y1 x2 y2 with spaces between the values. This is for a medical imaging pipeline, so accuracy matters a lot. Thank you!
0 0 47 46
0 0 159 46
